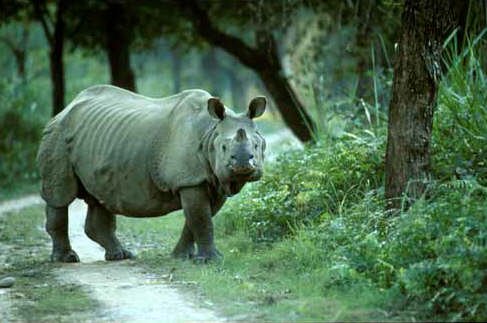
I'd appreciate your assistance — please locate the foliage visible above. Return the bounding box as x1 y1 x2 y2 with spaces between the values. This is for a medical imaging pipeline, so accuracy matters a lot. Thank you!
216 132 486 320
0 79 47 188
220 134 385 242
433 30 487 185
215 49 487 318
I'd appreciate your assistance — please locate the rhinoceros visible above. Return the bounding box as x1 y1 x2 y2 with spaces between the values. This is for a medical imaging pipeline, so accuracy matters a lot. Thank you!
37 85 266 262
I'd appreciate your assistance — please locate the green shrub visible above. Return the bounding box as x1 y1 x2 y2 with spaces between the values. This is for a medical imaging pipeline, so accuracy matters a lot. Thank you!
220 134 385 242
433 31 487 185
388 184 487 320
0 79 47 188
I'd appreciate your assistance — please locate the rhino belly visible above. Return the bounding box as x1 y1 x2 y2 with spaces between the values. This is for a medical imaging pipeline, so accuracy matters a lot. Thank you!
75 152 181 216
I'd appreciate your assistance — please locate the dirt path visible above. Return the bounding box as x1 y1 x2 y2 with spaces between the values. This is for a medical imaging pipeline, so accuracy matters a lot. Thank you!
0 198 221 322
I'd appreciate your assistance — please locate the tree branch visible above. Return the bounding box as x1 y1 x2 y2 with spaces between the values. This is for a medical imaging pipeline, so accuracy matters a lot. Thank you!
178 0 265 70
31 0 53 45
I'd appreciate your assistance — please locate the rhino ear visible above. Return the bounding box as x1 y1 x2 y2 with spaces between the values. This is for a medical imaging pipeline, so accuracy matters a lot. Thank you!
247 96 266 119
208 97 225 120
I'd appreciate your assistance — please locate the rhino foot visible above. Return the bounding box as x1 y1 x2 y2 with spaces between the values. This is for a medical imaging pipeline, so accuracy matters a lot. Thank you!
51 249 80 263
193 249 223 264
105 248 135 261
171 245 195 260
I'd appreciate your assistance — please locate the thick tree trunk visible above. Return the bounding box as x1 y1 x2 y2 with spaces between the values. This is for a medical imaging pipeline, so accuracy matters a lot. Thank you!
258 68 314 140
384 0 459 210
181 1 315 142
105 2 136 92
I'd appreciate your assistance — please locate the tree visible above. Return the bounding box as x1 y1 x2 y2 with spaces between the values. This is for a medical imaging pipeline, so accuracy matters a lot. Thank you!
0 23 29 80
170 47 182 94
178 0 316 142
384 0 463 210
32 0 67 116
66 1 139 92
353 0 375 101
103 1 136 91
31 0 66 116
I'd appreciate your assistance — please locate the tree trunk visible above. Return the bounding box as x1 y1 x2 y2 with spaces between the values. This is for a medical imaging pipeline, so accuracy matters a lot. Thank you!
384 0 459 210
32 0 66 116
227 69 246 110
50 0 66 116
170 49 182 93
258 68 314 140
255 30 315 141
0 32 27 81
201 48 223 96
354 0 374 101
180 1 315 142
105 2 136 92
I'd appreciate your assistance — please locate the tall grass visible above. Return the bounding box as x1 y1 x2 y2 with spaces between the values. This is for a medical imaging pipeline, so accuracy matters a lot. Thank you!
433 28 487 185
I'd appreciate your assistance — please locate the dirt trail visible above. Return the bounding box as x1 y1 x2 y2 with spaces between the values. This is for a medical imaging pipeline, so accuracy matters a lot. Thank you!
0 198 221 322
59 199 220 321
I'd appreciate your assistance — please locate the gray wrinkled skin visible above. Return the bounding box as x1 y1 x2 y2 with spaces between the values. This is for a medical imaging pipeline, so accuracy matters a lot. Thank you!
37 85 267 262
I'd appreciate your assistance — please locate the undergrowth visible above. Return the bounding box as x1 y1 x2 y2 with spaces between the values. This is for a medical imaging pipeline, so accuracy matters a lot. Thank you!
0 79 47 190
210 35 487 321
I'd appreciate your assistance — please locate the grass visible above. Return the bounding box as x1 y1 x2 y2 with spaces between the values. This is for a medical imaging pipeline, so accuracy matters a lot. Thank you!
0 182 39 202
0 206 98 321
118 212 406 321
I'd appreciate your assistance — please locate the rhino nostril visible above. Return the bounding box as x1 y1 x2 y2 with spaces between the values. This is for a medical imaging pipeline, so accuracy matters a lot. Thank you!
230 155 236 159
249 154 254 159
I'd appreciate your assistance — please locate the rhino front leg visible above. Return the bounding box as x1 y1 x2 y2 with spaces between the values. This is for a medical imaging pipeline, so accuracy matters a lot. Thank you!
46 205 80 263
179 186 221 261
84 203 134 261
172 222 195 259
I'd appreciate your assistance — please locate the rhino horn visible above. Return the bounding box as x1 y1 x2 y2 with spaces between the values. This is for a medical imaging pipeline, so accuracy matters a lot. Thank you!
235 128 248 142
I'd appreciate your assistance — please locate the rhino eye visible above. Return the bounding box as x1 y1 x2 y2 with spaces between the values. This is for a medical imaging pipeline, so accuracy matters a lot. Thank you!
254 144 258 149
222 145 227 152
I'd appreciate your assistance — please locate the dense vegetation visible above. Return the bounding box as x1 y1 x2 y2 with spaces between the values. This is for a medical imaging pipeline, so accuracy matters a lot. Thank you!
212 43 487 320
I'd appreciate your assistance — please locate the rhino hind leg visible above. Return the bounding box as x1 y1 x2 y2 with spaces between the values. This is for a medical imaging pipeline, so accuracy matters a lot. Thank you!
84 202 134 261
171 222 196 259
46 205 80 263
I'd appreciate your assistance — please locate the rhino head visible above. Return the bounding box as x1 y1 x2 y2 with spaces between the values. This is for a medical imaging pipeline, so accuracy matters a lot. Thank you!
204 96 267 196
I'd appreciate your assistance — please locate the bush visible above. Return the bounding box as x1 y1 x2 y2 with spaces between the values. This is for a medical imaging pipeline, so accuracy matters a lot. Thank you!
220 134 385 242
0 79 48 188
386 184 487 320
433 31 487 185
